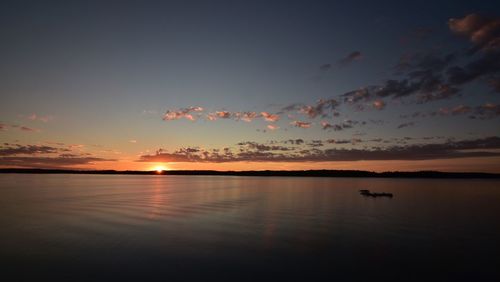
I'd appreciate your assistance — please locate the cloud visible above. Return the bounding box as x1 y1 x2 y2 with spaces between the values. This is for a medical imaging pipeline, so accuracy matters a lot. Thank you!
26 114 53 123
342 51 461 105
215 111 232 119
321 121 341 131
339 51 362 66
267 124 279 130
489 77 500 92
397 122 415 129
0 144 65 156
234 112 258 122
469 103 500 119
261 112 280 122
448 13 500 53
138 137 500 163
321 120 362 131
7 125 40 132
285 139 304 145
340 14 500 107
237 141 292 151
450 105 472 115
394 52 456 74
0 156 115 168
163 107 203 121
342 88 373 103
206 113 218 121
372 100 386 110
426 103 499 120
319 63 332 71
129 140 138 143
446 51 500 86
290 121 311 128
298 99 339 118
307 140 324 147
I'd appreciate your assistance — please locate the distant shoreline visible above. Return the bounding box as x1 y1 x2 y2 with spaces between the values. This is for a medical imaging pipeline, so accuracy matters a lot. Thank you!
1 168 499 179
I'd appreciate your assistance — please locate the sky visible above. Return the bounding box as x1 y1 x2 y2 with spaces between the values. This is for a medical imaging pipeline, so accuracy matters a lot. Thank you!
1 0 500 172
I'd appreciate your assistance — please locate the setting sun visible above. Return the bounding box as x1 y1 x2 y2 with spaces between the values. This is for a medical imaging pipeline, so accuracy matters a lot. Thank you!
153 165 168 173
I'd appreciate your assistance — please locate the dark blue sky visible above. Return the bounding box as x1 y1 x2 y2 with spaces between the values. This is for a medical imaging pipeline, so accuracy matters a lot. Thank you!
1 0 499 171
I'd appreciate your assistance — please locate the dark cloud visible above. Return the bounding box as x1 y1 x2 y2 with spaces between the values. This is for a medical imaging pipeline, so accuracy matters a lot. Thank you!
281 99 339 119
138 137 500 163
298 99 339 118
489 77 500 92
321 120 362 131
280 103 303 113
342 87 373 103
446 51 500 85
397 122 415 129
307 140 324 147
319 63 332 71
321 121 341 131
470 103 500 119
395 52 456 75
339 51 362 66
342 66 459 104
285 139 304 145
237 141 292 151
0 144 67 156
0 156 115 168
326 139 353 144
401 103 499 121
341 14 500 107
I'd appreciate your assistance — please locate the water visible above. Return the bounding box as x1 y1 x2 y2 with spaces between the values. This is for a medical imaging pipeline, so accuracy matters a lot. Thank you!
0 174 499 281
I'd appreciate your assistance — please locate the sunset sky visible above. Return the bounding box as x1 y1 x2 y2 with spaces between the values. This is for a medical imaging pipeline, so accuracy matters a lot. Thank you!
1 0 499 172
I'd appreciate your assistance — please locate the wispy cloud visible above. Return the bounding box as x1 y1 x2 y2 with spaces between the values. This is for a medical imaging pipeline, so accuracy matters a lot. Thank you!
402 103 500 120
4 124 41 132
163 106 203 121
321 120 363 131
338 51 362 66
261 112 280 122
298 99 339 118
290 121 311 128
267 124 279 130
397 122 416 129
25 114 53 123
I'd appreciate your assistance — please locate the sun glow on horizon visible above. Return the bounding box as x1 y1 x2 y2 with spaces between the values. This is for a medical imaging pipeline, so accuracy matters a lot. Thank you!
152 165 168 173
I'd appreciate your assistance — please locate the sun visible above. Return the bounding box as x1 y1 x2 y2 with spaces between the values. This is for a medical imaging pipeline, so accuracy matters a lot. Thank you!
153 165 168 173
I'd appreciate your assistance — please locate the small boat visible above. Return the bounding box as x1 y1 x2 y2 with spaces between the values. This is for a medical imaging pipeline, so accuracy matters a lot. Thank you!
359 189 393 198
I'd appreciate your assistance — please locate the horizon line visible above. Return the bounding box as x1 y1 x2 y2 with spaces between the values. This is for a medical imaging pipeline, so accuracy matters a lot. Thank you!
1 168 499 179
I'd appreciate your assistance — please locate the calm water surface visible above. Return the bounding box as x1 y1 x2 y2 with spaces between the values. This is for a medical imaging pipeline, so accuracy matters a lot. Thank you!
0 174 499 281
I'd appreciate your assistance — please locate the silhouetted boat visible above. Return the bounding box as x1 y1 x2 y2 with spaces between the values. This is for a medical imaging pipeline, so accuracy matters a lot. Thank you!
359 189 393 198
